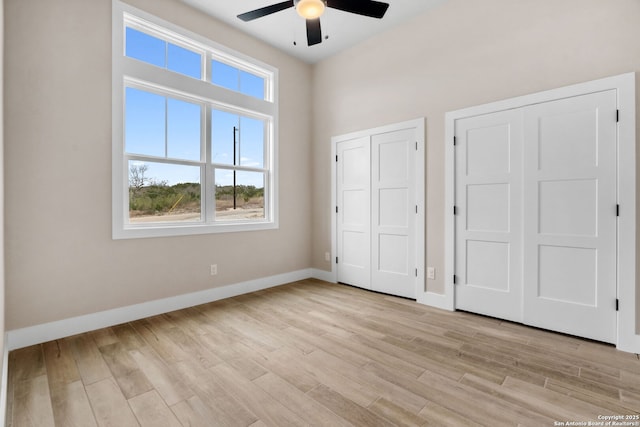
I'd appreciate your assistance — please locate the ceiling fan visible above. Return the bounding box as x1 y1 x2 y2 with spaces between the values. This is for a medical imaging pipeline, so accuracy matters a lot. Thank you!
237 0 390 47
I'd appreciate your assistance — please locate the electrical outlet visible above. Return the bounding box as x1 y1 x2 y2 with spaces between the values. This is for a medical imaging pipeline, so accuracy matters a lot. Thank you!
210 264 218 276
427 267 436 280
325 252 331 262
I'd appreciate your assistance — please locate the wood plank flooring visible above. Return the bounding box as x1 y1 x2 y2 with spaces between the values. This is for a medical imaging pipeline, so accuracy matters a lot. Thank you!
6 279 640 426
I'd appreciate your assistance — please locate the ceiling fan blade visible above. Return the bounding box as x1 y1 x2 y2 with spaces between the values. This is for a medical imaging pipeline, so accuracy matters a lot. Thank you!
327 0 389 19
237 1 294 22
306 18 322 46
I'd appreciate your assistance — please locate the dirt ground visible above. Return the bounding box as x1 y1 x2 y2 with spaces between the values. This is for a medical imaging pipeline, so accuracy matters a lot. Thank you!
129 207 264 223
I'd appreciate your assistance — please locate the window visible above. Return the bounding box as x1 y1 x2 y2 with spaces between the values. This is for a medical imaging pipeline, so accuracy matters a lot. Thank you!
112 1 278 238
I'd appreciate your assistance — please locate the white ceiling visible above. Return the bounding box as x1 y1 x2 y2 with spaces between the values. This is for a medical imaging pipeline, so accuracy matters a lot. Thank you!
180 0 447 64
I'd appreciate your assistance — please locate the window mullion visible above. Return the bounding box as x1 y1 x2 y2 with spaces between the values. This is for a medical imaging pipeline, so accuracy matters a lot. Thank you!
204 104 215 223
164 97 169 158
210 164 267 174
203 51 210 84
164 38 168 68
126 154 202 168
263 120 270 220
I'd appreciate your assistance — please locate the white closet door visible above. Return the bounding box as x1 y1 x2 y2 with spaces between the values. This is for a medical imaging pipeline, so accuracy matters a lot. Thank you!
454 110 523 322
522 91 618 343
371 129 416 299
336 137 371 289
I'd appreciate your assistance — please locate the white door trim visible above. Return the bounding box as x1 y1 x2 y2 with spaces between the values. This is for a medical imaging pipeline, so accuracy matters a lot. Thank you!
331 118 426 298
444 72 638 353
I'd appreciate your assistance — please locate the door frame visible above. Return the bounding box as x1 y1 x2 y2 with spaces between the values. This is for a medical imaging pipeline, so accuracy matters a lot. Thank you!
443 72 638 353
331 118 426 299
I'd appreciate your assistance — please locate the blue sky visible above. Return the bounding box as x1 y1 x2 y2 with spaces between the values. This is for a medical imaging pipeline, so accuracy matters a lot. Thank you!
124 27 266 188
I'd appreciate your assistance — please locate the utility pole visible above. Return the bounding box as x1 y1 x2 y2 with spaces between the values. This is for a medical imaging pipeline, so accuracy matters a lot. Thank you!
233 126 238 209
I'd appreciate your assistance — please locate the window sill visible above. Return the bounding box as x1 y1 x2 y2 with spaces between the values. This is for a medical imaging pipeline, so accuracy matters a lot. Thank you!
113 220 278 239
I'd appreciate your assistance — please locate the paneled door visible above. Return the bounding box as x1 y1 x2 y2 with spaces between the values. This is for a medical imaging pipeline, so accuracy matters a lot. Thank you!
336 137 371 290
371 129 416 299
522 91 617 343
336 128 418 299
454 91 618 343
454 110 523 322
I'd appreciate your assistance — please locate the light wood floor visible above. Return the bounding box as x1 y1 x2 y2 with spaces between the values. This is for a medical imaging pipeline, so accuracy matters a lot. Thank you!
6 279 640 426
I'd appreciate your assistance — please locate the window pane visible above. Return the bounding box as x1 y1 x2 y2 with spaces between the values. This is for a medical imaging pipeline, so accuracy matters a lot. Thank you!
211 59 265 100
239 116 264 168
125 87 165 157
167 98 201 161
211 60 237 92
211 109 239 166
212 109 265 168
168 43 202 79
125 27 165 67
126 28 201 80
215 170 265 221
240 71 265 99
129 161 201 223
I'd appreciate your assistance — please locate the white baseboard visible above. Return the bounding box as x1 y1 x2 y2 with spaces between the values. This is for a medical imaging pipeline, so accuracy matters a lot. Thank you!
310 268 335 283
7 269 317 351
417 290 454 311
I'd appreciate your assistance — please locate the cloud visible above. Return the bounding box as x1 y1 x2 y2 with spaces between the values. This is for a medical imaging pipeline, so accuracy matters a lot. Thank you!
240 157 261 167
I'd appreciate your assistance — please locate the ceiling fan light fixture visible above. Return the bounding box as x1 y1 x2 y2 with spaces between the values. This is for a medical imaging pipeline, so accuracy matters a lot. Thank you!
295 0 326 20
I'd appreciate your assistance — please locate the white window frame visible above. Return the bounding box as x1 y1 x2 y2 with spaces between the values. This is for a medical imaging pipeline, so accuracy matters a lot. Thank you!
112 0 278 239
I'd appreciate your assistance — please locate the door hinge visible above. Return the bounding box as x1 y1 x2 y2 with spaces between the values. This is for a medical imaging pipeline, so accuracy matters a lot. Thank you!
416 205 418 214
453 275 457 284
336 206 339 214
453 136 457 146
336 155 338 162
617 110 620 123
616 299 619 311
336 257 339 264
415 268 418 277
616 204 620 217
453 206 458 215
